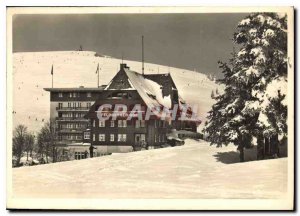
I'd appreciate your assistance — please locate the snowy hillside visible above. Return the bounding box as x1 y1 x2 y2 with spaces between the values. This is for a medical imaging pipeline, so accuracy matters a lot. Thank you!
12 51 220 132
12 139 287 199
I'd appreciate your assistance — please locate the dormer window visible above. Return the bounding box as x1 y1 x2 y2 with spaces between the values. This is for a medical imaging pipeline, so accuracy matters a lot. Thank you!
87 92 92 97
107 92 132 99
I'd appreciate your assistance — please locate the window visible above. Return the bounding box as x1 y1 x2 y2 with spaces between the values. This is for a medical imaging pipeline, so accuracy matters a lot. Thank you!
87 92 92 97
73 92 77 97
68 102 71 107
99 134 105 141
69 93 73 98
92 120 95 127
118 134 127 142
110 121 115 127
158 135 161 142
154 120 157 128
154 134 157 143
84 132 90 139
99 120 105 127
136 120 145 128
87 102 92 108
58 103 63 109
118 120 127 127
162 135 165 142
93 134 96 141
75 152 87 160
110 134 114 142
108 92 132 99
58 93 63 98
118 120 122 127
136 120 140 128
141 134 146 142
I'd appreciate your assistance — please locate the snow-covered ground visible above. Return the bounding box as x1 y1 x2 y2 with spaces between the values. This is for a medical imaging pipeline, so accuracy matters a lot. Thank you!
12 51 288 201
12 51 219 132
12 139 287 199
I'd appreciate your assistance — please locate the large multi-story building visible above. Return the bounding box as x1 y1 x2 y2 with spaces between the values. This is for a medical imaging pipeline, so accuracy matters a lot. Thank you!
44 63 200 160
43 87 105 160
84 63 200 156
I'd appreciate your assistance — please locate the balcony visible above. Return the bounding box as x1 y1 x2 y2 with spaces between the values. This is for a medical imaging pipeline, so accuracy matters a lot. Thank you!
56 117 89 122
55 140 82 145
56 107 90 111
58 128 86 133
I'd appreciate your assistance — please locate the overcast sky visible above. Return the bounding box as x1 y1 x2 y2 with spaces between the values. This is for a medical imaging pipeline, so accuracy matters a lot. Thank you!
13 13 247 77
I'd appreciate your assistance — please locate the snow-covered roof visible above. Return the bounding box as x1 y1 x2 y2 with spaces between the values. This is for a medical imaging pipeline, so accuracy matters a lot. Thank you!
85 65 201 124
44 87 105 92
124 69 173 109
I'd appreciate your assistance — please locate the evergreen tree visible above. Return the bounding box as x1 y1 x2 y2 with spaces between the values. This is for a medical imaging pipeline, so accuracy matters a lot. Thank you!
204 13 287 162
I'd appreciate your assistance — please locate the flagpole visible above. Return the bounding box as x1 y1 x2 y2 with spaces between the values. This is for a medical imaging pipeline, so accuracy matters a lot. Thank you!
51 64 54 88
97 67 99 88
96 63 100 88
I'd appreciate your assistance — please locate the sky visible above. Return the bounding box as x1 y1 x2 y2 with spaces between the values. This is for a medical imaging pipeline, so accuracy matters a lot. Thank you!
13 13 247 77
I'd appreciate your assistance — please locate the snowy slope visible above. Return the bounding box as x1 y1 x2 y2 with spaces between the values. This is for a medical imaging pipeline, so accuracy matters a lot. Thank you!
12 51 220 132
12 139 287 199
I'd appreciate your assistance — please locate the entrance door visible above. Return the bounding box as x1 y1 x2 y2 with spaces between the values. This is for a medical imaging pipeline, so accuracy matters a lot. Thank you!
135 134 146 147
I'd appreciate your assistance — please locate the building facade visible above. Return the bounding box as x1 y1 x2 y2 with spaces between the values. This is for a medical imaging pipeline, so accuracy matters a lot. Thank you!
84 63 200 155
44 64 200 159
43 87 105 160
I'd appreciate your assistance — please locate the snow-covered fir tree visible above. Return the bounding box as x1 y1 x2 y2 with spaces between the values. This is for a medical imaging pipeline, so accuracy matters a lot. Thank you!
204 13 287 162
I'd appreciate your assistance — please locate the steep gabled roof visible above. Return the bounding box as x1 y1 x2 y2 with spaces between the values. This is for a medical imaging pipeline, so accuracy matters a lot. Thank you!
124 69 175 109
143 73 177 90
85 65 201 124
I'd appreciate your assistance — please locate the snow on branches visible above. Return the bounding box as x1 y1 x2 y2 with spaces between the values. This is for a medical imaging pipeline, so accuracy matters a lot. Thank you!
204 12 288 159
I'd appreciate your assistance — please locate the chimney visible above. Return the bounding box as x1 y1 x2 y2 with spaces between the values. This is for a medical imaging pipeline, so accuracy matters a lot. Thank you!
120 63 129 70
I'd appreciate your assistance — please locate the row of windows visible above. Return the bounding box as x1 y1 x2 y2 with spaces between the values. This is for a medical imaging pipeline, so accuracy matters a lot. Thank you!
92 120 146 128
58 135 82 140
59 123 87 129
107 92 132 99
154 120 167 128
58 92 92 98
58 102 92 108
85 132 166 143
74 151 88 160
154 134 166 143
92 134 127 142
60 113 86 118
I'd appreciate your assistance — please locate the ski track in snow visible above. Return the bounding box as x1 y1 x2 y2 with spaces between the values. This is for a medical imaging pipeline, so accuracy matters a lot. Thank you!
12 139 287 199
